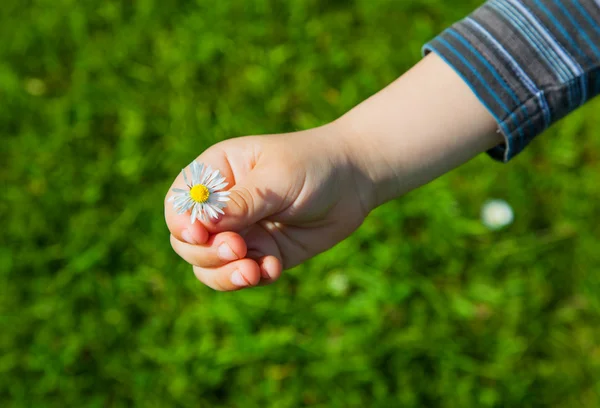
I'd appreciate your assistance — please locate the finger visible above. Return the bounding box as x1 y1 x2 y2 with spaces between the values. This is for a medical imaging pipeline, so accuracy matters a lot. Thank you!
192 259 261 291
256 255 283 286
164 201 209 245
170 232 247 268
243 221 284 283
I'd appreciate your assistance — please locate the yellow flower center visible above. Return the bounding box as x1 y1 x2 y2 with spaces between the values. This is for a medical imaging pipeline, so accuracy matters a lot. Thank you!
190 184 210 203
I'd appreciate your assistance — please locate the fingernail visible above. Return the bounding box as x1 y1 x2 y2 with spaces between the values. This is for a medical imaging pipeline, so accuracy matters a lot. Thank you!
182 229 197 245
218 243 238 261
230 270 248 287
260 264 271 280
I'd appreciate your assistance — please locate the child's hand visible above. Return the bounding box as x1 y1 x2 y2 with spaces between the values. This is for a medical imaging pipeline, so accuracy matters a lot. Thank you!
164 125 369 291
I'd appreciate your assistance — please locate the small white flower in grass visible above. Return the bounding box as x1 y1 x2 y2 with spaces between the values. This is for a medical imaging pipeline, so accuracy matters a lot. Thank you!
168 161 231 223
481 199 514 230
327 272 349 296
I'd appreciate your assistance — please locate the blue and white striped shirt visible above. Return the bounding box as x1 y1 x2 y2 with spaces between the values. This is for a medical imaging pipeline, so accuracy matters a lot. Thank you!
423 0 600 161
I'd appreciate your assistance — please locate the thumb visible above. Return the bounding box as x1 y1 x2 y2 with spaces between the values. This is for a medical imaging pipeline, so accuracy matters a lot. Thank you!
211 171 283 233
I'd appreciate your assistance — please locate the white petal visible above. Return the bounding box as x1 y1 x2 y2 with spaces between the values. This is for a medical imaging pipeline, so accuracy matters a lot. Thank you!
199 207 207 222
175 203 191 214
174 192 190 200
207 197 226 209
208 194 222 205
200 165 212 184
199 162 207 185
205 205 218 219
172 188 188 194
191 205 198 224
205 169 220 186
210 182 228 191
207 176 225 189
199 166 210 183
191 161 199 185
174 195 191 206
182 168 190 186
208 178 227 189
175 198 194 212
211 204 225 215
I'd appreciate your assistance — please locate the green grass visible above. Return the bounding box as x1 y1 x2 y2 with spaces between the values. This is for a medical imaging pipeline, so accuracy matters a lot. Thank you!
2 0 600 406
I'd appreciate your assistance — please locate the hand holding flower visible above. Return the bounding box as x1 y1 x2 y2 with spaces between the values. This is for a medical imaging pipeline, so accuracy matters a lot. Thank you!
164 128 369 291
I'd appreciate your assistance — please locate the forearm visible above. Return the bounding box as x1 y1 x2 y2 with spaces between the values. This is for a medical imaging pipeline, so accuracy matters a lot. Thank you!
335 53 503 211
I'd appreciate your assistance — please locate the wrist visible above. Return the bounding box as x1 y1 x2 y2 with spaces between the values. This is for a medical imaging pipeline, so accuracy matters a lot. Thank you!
329 116 400 212
319 120 380 216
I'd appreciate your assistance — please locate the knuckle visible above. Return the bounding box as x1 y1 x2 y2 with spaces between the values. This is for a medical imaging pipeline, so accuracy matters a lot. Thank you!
230 186 255 216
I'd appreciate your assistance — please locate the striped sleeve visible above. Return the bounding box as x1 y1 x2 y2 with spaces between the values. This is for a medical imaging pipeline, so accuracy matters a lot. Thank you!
422 0 600 162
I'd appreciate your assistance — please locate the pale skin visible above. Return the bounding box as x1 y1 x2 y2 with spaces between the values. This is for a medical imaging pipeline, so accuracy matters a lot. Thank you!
164 53 504 291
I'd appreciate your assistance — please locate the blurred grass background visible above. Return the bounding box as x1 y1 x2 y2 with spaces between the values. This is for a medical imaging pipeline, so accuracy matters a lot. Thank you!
2 0 600 406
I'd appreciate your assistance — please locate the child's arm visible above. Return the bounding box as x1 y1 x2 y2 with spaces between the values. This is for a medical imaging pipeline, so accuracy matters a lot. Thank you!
163 54 501 291
336 53 503 212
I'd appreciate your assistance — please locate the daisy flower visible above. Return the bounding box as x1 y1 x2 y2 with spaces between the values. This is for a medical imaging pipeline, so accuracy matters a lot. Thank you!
168 161 231 223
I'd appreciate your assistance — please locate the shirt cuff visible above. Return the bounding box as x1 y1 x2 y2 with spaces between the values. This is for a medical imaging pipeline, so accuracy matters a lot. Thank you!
421 0 600 162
